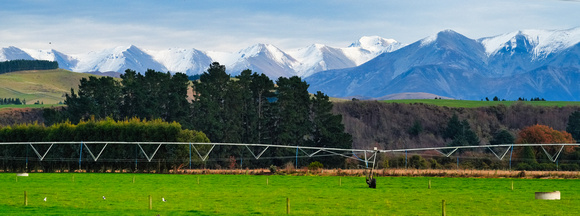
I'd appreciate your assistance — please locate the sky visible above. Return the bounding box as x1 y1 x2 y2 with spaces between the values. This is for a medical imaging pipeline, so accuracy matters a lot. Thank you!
1 0 579 54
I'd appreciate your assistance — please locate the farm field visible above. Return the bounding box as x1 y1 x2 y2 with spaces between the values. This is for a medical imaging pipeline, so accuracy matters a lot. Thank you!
0 69 104 105
1 173 579 215
380 99 580 108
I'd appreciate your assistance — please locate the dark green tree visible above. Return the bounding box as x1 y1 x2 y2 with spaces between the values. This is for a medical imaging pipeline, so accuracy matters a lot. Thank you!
250 72 276 144
191 62 231 143
490 129 515 145
274 76 312 147
310 91 352 149
64 76 121 122
443 113 462 140
309 91 352 167
120 69 147 119
408 120 423 137
165 72 191 123
445 117 479 147
566 111 580 141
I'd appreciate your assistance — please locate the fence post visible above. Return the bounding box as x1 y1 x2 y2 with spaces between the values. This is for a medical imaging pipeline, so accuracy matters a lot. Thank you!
286 197 290 214
24 191 28 206
149 195 152 210
79 141 83 172
442 200 446 216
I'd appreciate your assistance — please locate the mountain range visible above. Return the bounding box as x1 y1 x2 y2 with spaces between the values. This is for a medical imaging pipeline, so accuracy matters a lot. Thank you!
0 36 402 79
2 27 580 101
305 27 580 101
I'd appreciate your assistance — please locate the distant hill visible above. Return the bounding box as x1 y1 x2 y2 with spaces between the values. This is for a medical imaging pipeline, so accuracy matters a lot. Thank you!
84 71 122 78
0 59 58 74
0 69 104 104
374 92 453 100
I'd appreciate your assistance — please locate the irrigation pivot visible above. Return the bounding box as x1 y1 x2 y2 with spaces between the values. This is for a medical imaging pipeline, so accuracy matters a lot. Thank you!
365 147 378 188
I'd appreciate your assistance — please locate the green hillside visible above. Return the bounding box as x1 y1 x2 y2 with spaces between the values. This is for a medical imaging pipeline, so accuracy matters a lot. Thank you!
380 99 580 108
0 69 101 105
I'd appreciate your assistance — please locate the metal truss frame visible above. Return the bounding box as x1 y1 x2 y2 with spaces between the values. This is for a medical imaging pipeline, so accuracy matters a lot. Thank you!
1 142 577 166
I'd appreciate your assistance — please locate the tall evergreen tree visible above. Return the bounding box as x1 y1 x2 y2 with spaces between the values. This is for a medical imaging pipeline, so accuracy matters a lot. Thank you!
444 113 462 140
310 91 351 148
65 76 121 122
274 76 312 148
490 129 515 145
191 62 231 143
250 72 276 144
445 115 480 147
566 111 580 141
165 72 191 123
120 69 147 119
236 70 259 144
310 91 352 167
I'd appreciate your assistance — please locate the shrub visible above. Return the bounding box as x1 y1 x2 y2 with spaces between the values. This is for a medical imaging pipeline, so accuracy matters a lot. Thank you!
308 161 323 171
408 155 427 169
560 163 580 171
537 163 557 171
516 163 533 171
269 165 277 173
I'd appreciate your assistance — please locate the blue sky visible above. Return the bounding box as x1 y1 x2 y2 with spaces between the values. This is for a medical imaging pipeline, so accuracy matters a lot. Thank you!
1 0 579 54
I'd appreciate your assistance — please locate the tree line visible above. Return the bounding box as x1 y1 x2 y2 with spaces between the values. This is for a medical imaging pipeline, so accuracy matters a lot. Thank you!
335 101 580 170
43 62 351 168
0 60 58 74
0 117 209 172
0 98 24 105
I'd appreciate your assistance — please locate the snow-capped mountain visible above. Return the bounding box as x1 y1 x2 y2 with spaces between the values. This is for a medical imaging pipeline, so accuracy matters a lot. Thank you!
289 44 357 77
147 48 213 75
0 36 402 79
21 48 78 70
73 45 167 73
228 43 300 78
306 27 580 101
0 46 34 61
288 36 405 77
348 36 405 57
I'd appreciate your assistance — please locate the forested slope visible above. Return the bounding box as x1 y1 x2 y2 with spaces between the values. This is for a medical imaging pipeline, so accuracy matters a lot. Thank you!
333 101 580 150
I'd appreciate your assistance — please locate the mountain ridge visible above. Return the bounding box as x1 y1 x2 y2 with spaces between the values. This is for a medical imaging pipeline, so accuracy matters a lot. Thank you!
306 27 580 101
0 36 402 79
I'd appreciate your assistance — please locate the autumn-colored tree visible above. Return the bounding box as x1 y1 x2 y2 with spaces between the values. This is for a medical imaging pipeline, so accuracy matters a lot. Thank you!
516 124 575 145
516 124 576 163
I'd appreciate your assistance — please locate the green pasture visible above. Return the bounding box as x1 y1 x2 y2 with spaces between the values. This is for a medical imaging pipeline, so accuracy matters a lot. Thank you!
0 69 103 105
381 99 580 108
1 173 579 215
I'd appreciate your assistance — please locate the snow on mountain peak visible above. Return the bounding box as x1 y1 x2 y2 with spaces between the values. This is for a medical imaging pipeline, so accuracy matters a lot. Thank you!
73 45 166 73
350 36 399 53
480 27 580 59
236 43 297 67
419 34 438 47
0 46 34 61
147 47 213 74
419 29 464 47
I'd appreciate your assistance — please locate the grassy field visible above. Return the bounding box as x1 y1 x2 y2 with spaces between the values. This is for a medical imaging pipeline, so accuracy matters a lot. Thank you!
380 99 580 108
1 173 579 215
0 69 103 105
